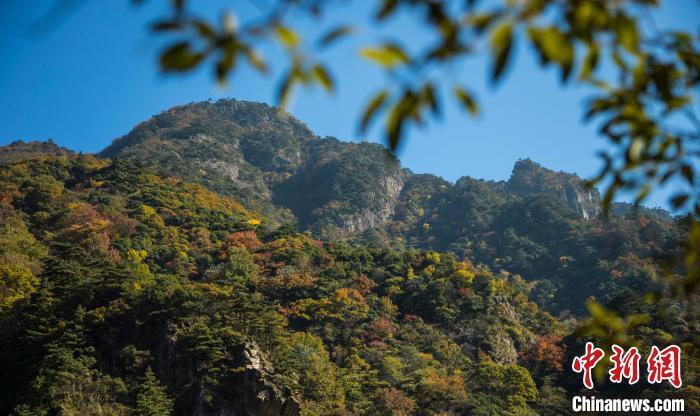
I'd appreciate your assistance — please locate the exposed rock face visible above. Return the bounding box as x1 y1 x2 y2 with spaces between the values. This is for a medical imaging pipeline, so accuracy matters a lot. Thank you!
98 100 614 241
100 100 408 233
341 171 406 233
506 158 600 220
232 343 301 416
559 184 599 220
189 342 300 416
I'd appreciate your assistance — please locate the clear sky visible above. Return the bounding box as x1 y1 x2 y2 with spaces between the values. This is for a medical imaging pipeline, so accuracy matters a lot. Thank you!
1 1 697 209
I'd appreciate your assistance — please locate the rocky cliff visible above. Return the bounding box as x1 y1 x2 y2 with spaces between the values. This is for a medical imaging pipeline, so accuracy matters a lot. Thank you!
92 100 669 258
225 343 300 416
100 99 405 236
506 158 600 220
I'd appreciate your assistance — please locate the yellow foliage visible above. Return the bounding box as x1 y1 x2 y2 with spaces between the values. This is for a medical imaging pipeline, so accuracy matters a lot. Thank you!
188 282 235 298
127 248 148 263
247 218 261 226
139 204 157 217
426 251 441 264
406 266 416 280
419 367 469 404
416 352 435 363
0 263 38 309
454 266 476 285
386 285 403 297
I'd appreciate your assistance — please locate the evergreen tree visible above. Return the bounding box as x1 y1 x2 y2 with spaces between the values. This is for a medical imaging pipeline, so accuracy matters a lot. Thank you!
133 368 172 416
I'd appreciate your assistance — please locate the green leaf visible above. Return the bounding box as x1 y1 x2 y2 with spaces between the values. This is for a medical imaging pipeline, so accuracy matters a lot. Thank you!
216 47 235 84
634 185 651 205
160 42 205 71
192 20 216 39
490 21 513 82
312 65 334 92
681 164 695 185
467 13 499 34
277 69 298 108
664 97 690 114
275 26 300 48
453 86 478 116
420 84 439 116
611 48 628 71
151 20 183 32
573 1 595 30
386 92 418 150
318 25 354 47
360 44 409 69
671 194 689 209
628 138 645 162
377 0 398 20
386 103 406 151
529 27 574 81
615 15 639 53
360 90 389 132
243 47 267 73
579 42 599 80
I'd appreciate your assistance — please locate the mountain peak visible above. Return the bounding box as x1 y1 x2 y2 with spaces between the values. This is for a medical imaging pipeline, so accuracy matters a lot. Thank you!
507 158 600 220
0 139 74 165
100 99 314 158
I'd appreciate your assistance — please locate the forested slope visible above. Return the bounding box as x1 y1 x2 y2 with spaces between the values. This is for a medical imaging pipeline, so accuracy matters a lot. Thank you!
0 100 697 415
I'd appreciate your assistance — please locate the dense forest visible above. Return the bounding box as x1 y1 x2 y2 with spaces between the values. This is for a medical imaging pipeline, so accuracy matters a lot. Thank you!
0 99 697 415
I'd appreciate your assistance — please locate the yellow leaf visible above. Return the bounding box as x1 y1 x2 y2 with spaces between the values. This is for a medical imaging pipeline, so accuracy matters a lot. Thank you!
275 26 300 48
360 44 409 69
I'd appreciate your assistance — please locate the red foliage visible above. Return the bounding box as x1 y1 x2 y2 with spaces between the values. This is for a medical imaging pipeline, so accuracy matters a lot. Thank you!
223 230 262 252
351 273 377 295
375 387 416 416
521 334 565 373
365 318 396 342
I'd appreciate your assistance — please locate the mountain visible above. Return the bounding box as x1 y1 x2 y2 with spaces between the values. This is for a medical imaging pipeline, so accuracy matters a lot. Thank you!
0 154 572 415
0 101 696 415
506 159 600 220
97 99 682 314
100 100 404 233
99 100 602 235
0 139 73 165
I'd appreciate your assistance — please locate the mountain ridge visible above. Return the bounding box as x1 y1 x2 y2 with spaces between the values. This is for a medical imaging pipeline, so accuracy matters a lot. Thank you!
95 99 614 231
1 99 682 314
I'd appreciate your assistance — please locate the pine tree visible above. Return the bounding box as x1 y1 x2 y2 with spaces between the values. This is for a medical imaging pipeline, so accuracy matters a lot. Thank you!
133 367 173 416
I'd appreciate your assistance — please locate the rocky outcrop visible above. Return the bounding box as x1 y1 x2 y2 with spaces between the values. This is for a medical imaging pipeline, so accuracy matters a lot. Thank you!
231 343 300 416
341 171 406 233
558 184 599 220
506 158 600 220
188 342 300 416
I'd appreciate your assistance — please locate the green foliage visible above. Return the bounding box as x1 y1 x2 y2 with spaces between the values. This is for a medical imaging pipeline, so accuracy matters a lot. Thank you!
134 368 173 416
96 102 688 315
0 152 694 415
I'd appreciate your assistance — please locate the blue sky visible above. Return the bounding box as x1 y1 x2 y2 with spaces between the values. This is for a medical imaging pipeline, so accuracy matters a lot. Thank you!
0 1 697 209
